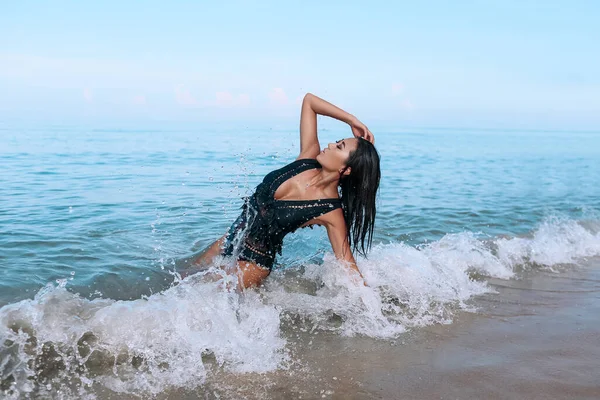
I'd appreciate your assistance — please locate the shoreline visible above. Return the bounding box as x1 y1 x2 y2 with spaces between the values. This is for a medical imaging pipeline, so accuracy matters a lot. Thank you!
149 263 600 400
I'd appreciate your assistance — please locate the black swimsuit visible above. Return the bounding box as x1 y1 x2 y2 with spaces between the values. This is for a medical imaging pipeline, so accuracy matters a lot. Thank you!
222 158 342 271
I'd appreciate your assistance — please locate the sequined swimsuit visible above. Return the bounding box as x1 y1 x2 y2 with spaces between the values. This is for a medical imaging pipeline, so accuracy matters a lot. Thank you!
222 158 342 271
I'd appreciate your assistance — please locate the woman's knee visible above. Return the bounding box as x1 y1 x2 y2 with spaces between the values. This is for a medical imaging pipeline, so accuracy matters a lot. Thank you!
235 261 270 289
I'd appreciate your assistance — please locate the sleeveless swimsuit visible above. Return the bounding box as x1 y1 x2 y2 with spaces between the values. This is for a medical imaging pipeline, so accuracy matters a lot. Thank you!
222 158 342 271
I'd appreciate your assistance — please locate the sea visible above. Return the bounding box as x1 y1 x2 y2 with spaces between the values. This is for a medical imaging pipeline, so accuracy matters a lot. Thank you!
1 123 599 399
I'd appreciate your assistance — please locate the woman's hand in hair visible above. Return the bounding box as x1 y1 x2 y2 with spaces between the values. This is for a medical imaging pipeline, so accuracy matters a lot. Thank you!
349 117 375 144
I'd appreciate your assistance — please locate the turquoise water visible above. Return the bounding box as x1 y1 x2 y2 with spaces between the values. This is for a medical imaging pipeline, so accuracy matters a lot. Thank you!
2 126 598 304
1 124 600 397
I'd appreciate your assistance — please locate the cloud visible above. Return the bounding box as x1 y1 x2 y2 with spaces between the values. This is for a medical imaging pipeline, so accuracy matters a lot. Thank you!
214 91 250 107
392 83 404 96
268 87 288 106
391 83 414 111
132 95 146 105
238 93 250 107
174 85 199 106
83 88 93 103
215 91 234 106
400 99 415 111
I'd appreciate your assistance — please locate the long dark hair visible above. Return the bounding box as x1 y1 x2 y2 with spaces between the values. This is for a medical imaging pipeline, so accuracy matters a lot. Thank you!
339 138 381 257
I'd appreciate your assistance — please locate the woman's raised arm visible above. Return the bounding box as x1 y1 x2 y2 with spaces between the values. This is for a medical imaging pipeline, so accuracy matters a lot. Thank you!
298 93 374 160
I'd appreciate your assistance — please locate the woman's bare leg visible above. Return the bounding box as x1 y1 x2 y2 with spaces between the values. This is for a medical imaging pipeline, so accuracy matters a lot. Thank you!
231 261 270 290
193 235 227 267
179 237 270 289
179 235 227 278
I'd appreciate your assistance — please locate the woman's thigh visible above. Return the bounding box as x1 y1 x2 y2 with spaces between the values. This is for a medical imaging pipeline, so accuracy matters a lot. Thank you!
233 261 270 289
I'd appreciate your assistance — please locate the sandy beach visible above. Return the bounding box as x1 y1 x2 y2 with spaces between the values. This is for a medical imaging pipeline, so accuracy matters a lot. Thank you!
136 261 600 400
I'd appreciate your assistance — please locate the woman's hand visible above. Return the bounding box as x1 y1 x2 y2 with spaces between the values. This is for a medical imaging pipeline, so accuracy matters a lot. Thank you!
350 117 375 144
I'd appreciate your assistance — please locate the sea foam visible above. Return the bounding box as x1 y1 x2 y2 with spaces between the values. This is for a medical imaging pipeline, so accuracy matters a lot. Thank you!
2 217 599 398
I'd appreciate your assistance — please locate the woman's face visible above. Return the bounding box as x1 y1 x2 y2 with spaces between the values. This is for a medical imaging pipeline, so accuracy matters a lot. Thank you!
316 137 358 173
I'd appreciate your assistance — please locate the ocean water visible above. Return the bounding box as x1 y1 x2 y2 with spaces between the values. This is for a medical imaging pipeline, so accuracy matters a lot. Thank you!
1 124 599 398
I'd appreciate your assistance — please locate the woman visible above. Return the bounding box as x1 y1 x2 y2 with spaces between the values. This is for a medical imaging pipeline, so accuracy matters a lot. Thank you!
182 93 380 289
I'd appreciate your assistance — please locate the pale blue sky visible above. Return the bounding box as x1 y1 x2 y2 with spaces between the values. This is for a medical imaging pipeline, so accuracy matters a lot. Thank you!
1 1 598 129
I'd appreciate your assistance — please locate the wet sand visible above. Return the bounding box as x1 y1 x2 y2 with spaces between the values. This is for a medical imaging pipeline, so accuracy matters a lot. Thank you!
100 262 600 400
342 266 600 400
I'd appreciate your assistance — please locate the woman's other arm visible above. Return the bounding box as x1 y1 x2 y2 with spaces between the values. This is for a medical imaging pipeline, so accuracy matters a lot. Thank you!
321 209 366 285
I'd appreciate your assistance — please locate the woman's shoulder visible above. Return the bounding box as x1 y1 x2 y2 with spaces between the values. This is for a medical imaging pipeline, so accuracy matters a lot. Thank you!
260 157 319 185
278 157 320 172
293 156 319 164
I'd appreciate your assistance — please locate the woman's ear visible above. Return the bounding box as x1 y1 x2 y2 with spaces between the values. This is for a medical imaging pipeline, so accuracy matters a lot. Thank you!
339 167 352 176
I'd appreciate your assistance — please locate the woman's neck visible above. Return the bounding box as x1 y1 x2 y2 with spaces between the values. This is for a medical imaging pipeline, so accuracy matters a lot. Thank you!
307 169 340 196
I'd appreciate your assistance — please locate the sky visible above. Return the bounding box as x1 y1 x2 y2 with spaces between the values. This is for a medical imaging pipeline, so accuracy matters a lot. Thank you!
0 0 599 130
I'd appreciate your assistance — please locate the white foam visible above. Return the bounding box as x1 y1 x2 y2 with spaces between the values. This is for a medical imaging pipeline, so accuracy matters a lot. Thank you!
1 272 286 397
266 239 494 337
495 216 600 269
2 217 600 397
266 255 407 338
266 217 600 337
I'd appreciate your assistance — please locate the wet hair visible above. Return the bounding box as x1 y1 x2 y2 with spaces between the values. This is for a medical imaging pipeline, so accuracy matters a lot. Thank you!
339 138 381 257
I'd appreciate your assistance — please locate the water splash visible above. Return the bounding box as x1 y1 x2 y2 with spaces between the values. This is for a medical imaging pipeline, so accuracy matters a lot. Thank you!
495 216 600 269
1 272 286 398
2 217 600 398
